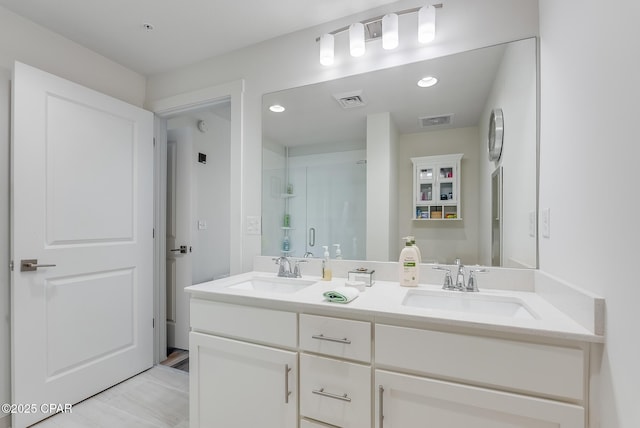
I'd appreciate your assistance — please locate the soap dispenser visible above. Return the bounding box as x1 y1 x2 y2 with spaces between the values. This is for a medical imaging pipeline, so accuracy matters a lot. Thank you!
322 246 332 281
399 237 419 287
333 244 342 260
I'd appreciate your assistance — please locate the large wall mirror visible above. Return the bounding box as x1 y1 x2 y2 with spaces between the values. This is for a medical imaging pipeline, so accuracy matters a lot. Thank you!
262 37 537 268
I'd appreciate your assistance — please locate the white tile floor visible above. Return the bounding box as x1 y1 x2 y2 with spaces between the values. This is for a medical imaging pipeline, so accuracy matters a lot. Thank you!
32 365 189 428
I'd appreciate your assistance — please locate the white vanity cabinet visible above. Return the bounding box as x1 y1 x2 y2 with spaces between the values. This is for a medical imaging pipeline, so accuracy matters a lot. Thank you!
299 314 372 428
411 153 463 220
187 284 597 428
189 299 298 428
374 324 586 428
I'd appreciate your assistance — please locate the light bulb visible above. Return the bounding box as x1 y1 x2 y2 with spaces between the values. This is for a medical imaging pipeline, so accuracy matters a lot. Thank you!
418 5 436 44
382 13 399 50
319 33 334 66
417 76 438 88
349 22 366 57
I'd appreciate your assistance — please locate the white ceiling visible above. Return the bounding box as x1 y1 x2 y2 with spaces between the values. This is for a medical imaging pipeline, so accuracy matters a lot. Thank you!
0 0 400 75
263 43 508 149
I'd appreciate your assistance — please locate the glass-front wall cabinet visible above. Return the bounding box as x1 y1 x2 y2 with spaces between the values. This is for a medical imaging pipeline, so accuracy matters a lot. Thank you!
412 154 463 221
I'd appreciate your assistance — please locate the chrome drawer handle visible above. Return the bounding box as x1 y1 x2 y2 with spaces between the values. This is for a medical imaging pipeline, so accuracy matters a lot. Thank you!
312 388 352 402
284 364 292 404
311 334 351 344
379 385 385 427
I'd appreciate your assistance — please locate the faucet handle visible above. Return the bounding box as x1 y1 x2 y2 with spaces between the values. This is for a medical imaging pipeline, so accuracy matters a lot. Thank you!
433 266 455 290
466 268 487 292
293 259 308 278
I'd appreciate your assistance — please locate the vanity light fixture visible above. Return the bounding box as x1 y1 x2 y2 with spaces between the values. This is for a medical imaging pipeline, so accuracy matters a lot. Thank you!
317 3 441 66
418 5 436 44
382 13 399 50
319 33 335 66
269 104 285 113
417 76 438 87
349 22 366 57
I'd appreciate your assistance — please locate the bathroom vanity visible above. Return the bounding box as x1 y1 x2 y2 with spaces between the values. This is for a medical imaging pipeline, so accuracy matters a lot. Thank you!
185 259 603 428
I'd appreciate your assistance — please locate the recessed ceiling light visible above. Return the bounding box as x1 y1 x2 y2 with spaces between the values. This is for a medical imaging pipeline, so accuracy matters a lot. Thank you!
142 23 154 31
269 104 285 113
417 76 438 88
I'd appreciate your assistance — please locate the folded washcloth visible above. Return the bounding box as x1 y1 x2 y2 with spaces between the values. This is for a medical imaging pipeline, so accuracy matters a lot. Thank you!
323 287 359 304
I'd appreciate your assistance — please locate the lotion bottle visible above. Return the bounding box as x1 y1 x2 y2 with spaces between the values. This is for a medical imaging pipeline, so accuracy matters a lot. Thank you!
322 246 332 281
399 237 419 286
333 244 342 259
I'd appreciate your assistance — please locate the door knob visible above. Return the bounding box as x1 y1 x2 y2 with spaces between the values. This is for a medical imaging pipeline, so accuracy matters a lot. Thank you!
170 246 188 254
21 259 57 272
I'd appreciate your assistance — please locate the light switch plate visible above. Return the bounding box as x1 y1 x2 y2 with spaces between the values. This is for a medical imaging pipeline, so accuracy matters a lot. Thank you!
197 220 207 230
541 208 550 238
246 216 262 235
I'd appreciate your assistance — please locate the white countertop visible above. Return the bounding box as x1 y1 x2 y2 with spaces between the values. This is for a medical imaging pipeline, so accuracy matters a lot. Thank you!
186 271 604 344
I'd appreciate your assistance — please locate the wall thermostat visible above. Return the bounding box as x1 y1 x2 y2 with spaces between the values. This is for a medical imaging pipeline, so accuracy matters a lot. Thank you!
197 120 208 133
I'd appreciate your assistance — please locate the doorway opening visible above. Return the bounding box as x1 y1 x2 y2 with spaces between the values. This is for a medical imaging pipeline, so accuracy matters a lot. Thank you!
157 100 232 368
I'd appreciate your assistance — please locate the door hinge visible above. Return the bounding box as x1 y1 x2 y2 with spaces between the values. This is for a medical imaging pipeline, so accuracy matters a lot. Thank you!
153 137 156 147
9 260 13 272
152 318 155 328
153 228 155 238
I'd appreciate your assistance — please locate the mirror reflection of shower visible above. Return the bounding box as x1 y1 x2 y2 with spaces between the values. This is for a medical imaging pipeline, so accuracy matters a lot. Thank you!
262 146 367 260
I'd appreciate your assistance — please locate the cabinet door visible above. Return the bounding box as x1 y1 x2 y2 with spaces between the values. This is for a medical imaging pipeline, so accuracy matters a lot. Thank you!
190 332 297 428
375 370 584 428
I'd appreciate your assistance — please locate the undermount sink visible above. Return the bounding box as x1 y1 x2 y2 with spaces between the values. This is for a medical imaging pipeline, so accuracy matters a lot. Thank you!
402 289 537 320
226 276 317 294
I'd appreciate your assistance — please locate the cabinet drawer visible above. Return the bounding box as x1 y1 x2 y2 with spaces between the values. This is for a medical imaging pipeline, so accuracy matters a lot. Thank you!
375 324 584 401
299 314 371 362
190 299 296 348
375 370 584 428
300 354 371 428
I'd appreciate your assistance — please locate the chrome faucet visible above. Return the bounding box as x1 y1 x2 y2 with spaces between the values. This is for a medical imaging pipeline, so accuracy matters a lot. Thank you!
434 259 485 292
273 256 306 278
274 256 293 277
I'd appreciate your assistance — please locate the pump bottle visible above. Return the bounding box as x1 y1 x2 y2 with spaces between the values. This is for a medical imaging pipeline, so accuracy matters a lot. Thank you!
399 237 420 286
322 246 332 280
333 244 342 259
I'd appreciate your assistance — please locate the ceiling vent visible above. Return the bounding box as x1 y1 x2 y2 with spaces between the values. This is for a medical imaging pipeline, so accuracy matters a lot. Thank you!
419 114 454 128
333 90 367 109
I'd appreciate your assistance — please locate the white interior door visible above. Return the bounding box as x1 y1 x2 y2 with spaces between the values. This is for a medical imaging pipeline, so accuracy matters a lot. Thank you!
10 62 154 428
166 128 192 351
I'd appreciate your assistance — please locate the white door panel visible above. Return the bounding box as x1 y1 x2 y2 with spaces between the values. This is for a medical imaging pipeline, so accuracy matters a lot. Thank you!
11 62 154 428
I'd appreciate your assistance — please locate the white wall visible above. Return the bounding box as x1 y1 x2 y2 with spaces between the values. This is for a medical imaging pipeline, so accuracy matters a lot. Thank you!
0 7 145 107
398 127 481 264
145 0 540 270
479 38 537 268
366 113 398 261
538 1 640 426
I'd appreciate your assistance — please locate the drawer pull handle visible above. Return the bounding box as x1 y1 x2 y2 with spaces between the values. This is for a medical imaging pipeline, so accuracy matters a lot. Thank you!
284 364 292 404
312 388 352 402
311 334 351 344
379 385 384 428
